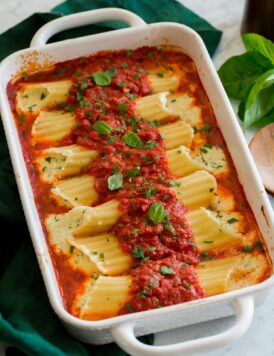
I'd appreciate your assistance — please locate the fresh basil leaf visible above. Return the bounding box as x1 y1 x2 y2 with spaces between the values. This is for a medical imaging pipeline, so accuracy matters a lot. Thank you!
238 97 246 121
251 107 274 128
243 33 274 64
218 51 273 99
108 173 123 191
242 69 274 128
92 71 111 86
105 68 116 78
148 202 165 224
123 131 143 148
93 120 112 135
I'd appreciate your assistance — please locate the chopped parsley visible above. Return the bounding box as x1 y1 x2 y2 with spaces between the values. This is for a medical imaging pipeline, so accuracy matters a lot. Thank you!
144 140 157 149
19 114 26 122
22 71 28 80
167 180 181 187
130 117 138 132
126 165 141 178
255 241 263 249
243 245 253 253
193 124 212 135
200 251 212 261
160 266 175 275
227 217 239 224
162 194 170 201
127 94 136 100
132 246 148 263
119 102 127 117
150 120 162 128
145 188 158 198
80 77 88 90
164 223 175 233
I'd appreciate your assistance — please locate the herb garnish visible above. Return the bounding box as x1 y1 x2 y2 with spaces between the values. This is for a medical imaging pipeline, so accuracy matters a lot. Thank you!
92 71 112 86
126 165 141 178
148 202 165 224
144 140 157 149
218 33 274 128
193 124 212 135
227 217 239 224
22 71 28 80
119 102 127 117
145 188 158 198
108 173 123 191
243 245 253 253
93 120 111 135
19 114 26 122
127 94 136 100
132 246 148 263
160 266 175 275
123 131 143 148
167 180 181 187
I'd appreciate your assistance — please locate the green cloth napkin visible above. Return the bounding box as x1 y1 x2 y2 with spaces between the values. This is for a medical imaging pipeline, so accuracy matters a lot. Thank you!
0 1 222 355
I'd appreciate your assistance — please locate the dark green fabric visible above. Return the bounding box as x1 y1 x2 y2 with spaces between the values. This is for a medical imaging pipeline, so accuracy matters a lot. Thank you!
0 1 222 355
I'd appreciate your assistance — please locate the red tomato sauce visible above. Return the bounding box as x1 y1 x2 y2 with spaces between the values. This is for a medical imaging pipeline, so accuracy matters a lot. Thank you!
9 46 267 318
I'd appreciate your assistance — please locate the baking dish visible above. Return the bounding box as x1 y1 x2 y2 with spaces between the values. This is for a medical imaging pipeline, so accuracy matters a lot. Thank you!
0 8 274 355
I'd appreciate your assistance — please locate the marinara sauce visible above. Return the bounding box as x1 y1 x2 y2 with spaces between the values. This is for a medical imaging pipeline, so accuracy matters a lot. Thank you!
9 46 263 317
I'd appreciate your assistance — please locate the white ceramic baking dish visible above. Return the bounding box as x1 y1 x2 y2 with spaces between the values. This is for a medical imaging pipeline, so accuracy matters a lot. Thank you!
0 8 274 356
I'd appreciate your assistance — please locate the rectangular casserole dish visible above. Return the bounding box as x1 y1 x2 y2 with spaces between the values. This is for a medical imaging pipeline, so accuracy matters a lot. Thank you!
0 8 274 356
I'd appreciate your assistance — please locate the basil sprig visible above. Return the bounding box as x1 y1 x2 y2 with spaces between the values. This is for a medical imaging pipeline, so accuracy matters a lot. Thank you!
123 131 143 148
239 69 274 128
93 120 111 135
148 202 165 224
218 33 274 128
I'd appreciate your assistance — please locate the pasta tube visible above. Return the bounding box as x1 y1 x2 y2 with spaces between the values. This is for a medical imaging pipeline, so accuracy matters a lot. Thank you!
16 80 72 114
36 144 98 182
32 110 75 143
69 233 132 275
197 255 241 296
187 207 242 251
135 92 171 121
159 120 194 149
172 170 217 209
51 175 98 208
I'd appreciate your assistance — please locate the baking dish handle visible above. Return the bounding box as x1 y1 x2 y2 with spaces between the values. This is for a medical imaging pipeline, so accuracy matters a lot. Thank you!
111 296 254 356
30 8 146 47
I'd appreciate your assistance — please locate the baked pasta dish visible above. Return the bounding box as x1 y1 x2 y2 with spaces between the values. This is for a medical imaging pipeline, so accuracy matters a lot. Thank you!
8 47 272 321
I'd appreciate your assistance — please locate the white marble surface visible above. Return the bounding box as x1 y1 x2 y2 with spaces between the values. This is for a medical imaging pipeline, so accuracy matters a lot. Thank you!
0 0 274 355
